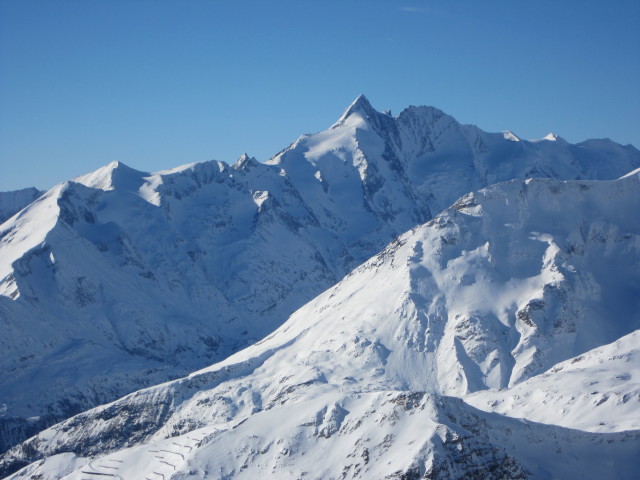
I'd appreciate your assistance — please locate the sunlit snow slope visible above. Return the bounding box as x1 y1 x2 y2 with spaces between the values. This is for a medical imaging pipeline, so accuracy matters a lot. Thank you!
0 188 43 224
3 172 639 479
1 96 639 453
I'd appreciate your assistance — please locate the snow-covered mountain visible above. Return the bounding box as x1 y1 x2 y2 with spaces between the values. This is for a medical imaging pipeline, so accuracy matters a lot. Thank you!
466 329 640 433
0 188 43 224
3 172 639 479
0 159 339 452
1 96 639 454
270 95 640 224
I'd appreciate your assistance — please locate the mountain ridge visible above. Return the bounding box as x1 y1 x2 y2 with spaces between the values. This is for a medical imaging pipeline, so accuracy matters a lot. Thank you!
0 187 44 225
3 172 639 478
1 96 639 455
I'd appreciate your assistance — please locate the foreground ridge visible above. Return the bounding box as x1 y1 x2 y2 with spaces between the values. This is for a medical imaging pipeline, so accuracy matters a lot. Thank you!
3 172 639 479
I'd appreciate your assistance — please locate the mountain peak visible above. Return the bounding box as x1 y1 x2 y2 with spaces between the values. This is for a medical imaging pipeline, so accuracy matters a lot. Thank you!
72 160 147 192
0 187 44 224
502 130 521 142
530 132 566 143
543 132 560 141
350 93 373 110
333 94 378 126
233 153 260 170
105 160 135 171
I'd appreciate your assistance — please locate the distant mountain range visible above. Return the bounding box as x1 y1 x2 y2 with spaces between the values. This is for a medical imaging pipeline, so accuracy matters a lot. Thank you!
1 96 639 478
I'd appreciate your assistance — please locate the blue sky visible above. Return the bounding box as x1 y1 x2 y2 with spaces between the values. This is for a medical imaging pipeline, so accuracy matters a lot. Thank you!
1 0 639 191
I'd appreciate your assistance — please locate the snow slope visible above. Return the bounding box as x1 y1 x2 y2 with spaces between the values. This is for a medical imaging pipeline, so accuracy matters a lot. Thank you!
466 330 640 433
8 392 640 480
269 95 640 237
0 188 43 224
3 172 639 478
0 159 339 452
1 96 639 453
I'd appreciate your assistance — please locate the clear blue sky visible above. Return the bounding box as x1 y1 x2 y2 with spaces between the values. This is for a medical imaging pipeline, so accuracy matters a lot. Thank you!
1 0 639 191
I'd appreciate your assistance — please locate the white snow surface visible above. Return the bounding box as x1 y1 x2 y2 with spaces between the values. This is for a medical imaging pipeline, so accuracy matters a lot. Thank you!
3 172 640 479
1 95 639 459
467 330 640 433
0 187 43 224
502 131 520 142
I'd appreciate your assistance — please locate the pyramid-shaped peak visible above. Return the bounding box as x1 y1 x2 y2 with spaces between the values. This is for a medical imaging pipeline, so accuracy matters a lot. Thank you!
98 160 144 176
233 153 260 170
350 94 373 110
531 132 566 143
72 161 147 192
108 160 143 173
334 94 378 125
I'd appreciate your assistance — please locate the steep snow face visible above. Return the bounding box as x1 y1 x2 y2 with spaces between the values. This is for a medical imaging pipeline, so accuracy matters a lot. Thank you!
201 174 639 400
269 95 640 239
265 96 429 270
466 330 640 433
0 157 344 451
0 187 43 224
71 161 148 192
0 186 63 298
3 174 639 479
1 96 639 453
